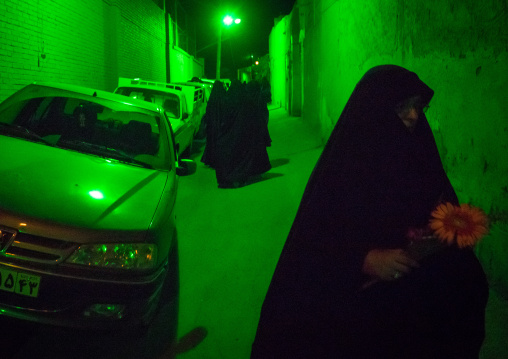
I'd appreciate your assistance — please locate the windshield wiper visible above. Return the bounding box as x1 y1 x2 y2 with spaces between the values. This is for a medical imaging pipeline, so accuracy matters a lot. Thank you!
57 140 154 169
0 123 53 146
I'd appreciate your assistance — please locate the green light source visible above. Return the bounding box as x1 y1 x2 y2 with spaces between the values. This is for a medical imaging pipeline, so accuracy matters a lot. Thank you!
222 15 241 26
223 15 233 26
217 15 242 79
88 190 104 199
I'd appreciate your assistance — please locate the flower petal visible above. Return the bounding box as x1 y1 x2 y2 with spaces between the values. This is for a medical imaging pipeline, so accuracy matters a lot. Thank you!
432 206 447 219
429 220 444 230
446 202 455 213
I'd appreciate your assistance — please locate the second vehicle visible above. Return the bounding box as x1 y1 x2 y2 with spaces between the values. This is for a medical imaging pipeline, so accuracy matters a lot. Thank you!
114 78 206 158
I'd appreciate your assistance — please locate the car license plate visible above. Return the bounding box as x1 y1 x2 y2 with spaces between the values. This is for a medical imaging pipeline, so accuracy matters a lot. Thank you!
0 268 41 298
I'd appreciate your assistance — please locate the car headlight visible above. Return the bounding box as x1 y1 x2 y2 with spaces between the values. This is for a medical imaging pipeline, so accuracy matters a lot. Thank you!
66 243 157 270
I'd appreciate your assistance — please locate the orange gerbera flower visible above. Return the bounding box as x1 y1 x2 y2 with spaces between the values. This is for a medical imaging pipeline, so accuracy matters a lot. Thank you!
429 202 489 248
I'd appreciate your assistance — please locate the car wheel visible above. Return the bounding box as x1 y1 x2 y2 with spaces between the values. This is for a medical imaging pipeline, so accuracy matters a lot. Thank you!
155 239 179 343
195 121 206 141
160 240 179 305
122 241 179 357
181 140 193 159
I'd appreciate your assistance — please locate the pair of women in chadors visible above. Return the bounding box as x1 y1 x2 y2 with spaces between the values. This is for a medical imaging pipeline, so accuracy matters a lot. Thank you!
251 65 488 358
202 80 272 188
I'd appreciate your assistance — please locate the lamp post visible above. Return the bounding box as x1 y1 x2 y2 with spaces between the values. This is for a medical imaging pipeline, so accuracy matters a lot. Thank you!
216 15 241 80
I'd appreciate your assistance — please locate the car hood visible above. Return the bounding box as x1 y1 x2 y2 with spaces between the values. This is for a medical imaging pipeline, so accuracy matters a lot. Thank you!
0 137 171 241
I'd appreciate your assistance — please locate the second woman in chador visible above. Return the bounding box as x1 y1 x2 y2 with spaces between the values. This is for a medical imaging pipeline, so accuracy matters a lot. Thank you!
215 80 271 188
201 80 227 168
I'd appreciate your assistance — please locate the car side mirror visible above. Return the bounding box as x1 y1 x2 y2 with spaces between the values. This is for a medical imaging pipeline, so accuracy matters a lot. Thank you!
176 159 196 176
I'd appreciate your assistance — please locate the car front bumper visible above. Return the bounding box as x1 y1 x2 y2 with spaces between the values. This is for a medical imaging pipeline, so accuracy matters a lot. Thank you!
0 262 170 330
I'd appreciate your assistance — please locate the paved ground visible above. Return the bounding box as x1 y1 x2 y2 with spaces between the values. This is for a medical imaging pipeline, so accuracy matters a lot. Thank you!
174 106 324 358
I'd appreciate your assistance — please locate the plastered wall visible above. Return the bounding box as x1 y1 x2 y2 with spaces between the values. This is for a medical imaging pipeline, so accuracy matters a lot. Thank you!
269 16 288 109
169 46 204 83
270 1 507 356
286 0 507 215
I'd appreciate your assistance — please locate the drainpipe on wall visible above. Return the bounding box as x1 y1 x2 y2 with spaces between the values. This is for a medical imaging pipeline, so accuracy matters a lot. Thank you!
164 1 171 82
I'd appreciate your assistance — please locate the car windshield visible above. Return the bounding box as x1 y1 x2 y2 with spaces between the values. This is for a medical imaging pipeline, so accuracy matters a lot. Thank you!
115 87 181 120
0 85 172 170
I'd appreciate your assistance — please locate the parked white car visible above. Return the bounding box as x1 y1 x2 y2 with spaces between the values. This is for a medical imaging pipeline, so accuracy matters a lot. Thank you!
114 78 206 158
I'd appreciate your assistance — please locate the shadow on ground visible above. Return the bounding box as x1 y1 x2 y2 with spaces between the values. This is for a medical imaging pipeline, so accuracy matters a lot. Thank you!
270 158 290 168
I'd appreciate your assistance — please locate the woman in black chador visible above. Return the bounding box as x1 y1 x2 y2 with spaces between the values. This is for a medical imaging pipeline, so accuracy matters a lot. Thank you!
215 80 271 188
201 80 226 168
241 80 272 175
251 65 488 358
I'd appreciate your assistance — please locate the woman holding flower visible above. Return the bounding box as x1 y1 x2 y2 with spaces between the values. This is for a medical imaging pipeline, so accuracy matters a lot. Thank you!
251 65 488 358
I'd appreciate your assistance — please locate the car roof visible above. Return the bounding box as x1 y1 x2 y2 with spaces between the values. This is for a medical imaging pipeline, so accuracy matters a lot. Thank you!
115 78 185 96
118 85 183 98
177 81 212 88
30 82 162 113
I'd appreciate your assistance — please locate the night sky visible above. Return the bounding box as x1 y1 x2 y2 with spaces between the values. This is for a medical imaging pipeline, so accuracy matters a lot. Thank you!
177 0 297 78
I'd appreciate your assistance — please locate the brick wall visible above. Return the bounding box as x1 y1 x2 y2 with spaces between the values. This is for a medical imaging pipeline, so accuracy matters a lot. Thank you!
115 0 166 88
0 0 166 102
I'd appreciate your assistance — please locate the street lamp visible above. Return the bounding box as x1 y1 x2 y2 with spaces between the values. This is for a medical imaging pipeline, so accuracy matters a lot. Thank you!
216 15 241 80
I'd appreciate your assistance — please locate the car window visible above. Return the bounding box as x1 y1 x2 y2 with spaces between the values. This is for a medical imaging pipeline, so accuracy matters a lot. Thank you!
0 92 173 171
115 87 180 120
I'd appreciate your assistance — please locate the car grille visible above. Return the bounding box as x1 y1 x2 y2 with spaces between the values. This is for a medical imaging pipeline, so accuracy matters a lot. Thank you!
0 228 15 251
0 227 78 265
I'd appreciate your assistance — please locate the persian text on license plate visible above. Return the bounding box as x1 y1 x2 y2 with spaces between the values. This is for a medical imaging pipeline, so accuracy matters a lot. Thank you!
0 268 40 297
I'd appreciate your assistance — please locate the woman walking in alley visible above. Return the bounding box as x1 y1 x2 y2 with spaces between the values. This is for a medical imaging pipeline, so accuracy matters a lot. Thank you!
251 65 488 358
215 80 271 188
201 80 226 168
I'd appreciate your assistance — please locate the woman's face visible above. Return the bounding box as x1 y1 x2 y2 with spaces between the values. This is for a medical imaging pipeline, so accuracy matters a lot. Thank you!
395 95 428 132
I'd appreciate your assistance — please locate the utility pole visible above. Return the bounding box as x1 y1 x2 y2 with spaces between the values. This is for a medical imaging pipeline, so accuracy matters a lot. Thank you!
164 0 170 82
216 24 222 79
175 0 178 48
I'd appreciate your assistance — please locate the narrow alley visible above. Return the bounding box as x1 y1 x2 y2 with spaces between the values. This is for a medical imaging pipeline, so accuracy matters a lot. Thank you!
175 106 323 358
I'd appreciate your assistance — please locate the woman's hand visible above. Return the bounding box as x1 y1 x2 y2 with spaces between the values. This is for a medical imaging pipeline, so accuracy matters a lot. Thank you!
362 248 420 281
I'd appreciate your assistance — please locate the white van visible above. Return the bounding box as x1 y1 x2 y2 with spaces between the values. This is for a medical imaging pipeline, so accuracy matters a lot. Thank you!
114 78 206 157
